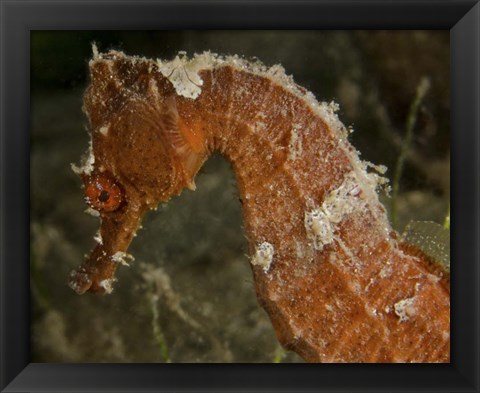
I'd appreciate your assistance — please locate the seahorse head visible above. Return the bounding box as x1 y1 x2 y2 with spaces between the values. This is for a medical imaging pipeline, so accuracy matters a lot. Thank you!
69 49 206 294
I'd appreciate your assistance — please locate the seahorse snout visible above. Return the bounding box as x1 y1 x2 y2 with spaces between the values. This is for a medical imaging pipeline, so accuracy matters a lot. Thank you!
68 246 118 295
68 267 93 295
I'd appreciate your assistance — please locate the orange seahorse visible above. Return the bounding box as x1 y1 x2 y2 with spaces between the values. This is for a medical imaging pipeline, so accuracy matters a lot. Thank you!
70 48 450 363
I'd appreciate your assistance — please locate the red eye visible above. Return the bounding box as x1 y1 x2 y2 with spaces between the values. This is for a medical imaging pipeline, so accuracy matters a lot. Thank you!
84 172 124 212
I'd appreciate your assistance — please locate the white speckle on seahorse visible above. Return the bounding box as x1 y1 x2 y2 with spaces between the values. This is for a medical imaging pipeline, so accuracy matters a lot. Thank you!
157 52 213 99
288 123 303 160
111 251 135 266
305 172 365 251
251 242 274 272
305 209 334 251
84 207 100 217
99 278 115 294
394 297 416 322
93 230 103 245
99 124 110 136
71 140 95 176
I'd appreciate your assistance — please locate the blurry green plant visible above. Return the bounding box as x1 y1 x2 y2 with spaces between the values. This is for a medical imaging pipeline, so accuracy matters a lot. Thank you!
391 77 431 229
443 205 450 230
149 291 172 363
272 346 287 363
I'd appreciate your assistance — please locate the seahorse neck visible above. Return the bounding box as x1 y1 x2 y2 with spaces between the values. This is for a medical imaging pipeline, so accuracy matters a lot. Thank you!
181 66 449 363
193 66 391 263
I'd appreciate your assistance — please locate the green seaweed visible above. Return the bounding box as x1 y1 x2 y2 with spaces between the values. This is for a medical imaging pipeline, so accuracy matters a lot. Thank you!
149 292 172 363
391 78 431 229
272 346 287 363
443 205 450 230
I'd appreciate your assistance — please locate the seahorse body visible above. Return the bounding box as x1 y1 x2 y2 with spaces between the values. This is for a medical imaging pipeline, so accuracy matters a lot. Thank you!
70 49 450 363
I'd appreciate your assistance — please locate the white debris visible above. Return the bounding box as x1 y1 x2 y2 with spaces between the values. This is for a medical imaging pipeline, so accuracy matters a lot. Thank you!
305 209 334 251
71 140 95 175
84 207 100 217
322 172 364 222
426 273 440 283
157 52 213 99
92 43 99 60
111 251 135 266
99 124 109 136
394 297 416 322
378 263 393 279
305 172 365 251
99 278 115 294
288 123 303 160
93 230 103 245
251 242 274 272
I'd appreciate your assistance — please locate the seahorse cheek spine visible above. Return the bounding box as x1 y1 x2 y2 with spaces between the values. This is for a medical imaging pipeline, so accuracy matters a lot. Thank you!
72 50 450 363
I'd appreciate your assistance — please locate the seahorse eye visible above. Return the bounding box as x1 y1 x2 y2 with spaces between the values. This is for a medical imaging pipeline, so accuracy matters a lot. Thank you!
84 173 124 212
98 190 110 203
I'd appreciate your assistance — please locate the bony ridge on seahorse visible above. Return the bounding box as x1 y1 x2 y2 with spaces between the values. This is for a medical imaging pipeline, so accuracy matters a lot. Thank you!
70 47 450 363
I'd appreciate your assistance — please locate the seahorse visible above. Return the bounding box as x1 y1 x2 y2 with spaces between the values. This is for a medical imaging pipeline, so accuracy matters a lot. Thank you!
70 48 450 363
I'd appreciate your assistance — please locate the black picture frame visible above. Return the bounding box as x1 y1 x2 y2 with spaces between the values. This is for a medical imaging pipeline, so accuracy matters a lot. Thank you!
1 0 479 392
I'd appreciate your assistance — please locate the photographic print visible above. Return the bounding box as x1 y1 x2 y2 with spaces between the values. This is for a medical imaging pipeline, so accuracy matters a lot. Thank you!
30 30 450 363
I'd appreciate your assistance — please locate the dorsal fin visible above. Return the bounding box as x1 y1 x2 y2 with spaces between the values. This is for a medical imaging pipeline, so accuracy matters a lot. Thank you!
401 220 450 273
159 96 205 190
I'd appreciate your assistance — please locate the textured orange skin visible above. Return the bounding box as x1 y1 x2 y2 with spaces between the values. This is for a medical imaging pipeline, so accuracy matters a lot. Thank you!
70 51 450 362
